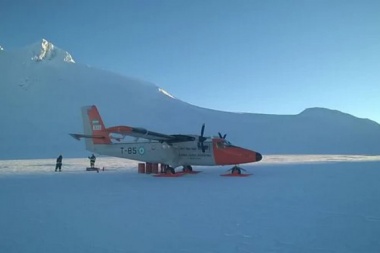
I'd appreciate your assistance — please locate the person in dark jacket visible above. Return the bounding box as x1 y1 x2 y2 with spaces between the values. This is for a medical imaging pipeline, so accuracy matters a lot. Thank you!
88 154 96 168
55 155 63 172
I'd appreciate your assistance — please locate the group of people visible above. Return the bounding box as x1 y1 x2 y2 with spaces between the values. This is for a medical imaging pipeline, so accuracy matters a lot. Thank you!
55 154 96 172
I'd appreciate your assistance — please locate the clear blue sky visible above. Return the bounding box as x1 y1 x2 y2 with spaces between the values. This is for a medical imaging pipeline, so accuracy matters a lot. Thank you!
1 0 379 123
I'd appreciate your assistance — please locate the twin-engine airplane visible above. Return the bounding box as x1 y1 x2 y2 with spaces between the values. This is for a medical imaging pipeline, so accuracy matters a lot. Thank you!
70 105 262 173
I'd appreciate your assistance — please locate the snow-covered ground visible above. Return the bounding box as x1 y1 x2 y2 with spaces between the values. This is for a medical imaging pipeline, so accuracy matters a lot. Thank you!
1 155 380 253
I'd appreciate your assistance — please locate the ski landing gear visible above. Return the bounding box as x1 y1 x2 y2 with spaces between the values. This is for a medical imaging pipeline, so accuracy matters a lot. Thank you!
159 164 175 174
154 166 185 177
182 165 193 173
182 165 201 174
166 166 176 174
220 165 252 177
153 165 200 177
231 165 242 175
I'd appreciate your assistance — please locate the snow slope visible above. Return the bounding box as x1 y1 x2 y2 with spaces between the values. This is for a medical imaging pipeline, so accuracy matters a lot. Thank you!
0 156 380 253
1 39 380 159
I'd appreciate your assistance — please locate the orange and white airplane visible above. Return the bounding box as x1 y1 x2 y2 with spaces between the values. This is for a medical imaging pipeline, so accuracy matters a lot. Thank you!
70 105 262 173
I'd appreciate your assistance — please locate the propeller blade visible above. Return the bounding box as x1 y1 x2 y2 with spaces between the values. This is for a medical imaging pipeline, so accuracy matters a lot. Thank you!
198 124 206 153
218 132 227 139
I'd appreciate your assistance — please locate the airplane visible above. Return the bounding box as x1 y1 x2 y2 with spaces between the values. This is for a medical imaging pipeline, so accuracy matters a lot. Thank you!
70 105 262 174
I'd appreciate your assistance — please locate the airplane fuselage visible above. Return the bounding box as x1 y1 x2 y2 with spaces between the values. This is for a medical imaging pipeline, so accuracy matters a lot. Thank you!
90 137 260 168
90 140 215 168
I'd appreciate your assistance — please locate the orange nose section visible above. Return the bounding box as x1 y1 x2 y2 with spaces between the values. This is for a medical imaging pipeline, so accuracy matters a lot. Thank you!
241 149 262 163
213 146 263 165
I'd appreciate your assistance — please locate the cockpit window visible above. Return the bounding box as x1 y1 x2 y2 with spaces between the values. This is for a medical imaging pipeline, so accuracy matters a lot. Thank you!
216 140 233 148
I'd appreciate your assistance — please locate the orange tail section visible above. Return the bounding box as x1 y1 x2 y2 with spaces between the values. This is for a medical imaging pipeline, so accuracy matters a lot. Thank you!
85 106 111 145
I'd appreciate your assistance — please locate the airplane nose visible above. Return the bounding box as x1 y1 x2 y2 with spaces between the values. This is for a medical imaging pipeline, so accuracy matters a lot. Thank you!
256 152 262 162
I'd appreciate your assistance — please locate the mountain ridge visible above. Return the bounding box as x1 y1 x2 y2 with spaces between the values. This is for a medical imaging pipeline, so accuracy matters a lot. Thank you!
1 39 379 159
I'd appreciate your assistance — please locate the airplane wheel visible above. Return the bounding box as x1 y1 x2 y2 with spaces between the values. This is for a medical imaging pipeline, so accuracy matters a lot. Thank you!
183 165 193 172
166 167 175 174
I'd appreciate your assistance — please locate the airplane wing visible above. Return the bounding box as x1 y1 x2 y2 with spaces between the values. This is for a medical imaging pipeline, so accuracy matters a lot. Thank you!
105 126 196 143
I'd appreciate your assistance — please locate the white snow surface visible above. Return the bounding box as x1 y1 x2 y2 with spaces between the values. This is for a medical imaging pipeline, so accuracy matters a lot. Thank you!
1 155 380 253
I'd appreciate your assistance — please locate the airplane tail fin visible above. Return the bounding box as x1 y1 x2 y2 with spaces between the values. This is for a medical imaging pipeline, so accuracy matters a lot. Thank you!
81 105 112 149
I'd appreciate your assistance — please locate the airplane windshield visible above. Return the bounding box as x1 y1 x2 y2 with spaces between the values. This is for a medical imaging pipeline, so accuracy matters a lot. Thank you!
216 140 233 149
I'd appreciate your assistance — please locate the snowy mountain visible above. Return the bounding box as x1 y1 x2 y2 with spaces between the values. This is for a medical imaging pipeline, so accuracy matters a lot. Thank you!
1 39 380 159
29 39 75 63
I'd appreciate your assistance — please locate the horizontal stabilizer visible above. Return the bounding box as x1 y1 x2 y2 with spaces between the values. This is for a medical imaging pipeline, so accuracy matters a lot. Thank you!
69 133 106 141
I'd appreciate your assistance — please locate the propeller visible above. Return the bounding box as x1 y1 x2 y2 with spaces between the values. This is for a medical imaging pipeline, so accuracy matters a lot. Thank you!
218 132 227 139
198 123 207 153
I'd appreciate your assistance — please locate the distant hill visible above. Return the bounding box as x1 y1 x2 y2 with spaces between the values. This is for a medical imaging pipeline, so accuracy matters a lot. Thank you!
1 39 379 159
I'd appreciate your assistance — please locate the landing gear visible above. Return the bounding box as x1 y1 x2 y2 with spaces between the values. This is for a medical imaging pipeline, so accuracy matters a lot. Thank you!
158 165 199 176
160 164 175 174
182 165 193 172
164 166 176 174
220 165 251 177
231 165 242 175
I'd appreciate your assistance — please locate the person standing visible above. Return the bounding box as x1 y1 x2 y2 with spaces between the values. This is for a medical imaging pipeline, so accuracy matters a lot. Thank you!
55 155 63 172
88 154 96 168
